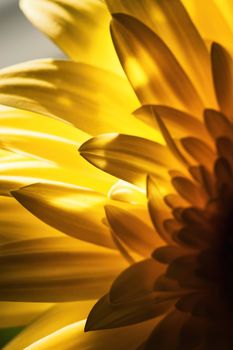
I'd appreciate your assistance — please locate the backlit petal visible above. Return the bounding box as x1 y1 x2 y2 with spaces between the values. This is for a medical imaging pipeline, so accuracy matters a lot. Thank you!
20 0 122 75
12 182 116 249
0 59 160 140
111 14 203 114
80 133 174 188
0 236 126 302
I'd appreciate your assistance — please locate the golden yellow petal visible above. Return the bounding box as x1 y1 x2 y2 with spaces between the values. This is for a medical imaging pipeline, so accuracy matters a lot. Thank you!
0 108 116 193
108 180 147 205
111 14 203 115
85 292 173 331
211 43 233 120
105 206 162 257
0 302 52 328
0 148 114 195
172 176 207 207
24 319 157 350
0 107 88 166
4 301 94 350
182 0 233 52
12 182 116 249
181 137 215 170
214 0 233 35
134 105 209 140
109 259 165 304
107 0 216 108
20 0 122 75
0 196 61 244
147 176 173 244
79 133 173 188
0 236 127 302
204 109 233 141
0 59 159 140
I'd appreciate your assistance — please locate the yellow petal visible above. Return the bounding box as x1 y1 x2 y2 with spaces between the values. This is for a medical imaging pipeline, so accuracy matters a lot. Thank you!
0 302 52 328
134 105 210 140
0 149 69 195
211 43 233 120
24 318 157 350
0 109 115 193
111 14 203 115
181 137 215 170
4 301 94 350
107 0 216 107
0 196 61 244
79 133 174 188
0 236 127 302
0 107 88 166
214 0 233 35
171 176 207 208
204 109 233 141
182 0 233 52
108 180 147 205
85 290 174 331
0 59 159 140
105 206 162 257
12 182 117 249
20 0 123 75
109 259 165 304
147 176 173 244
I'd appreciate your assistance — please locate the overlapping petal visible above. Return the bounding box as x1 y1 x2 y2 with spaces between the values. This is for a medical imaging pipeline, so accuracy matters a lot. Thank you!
24 318 158 350
4 301 94 350
107 0 216 108
0 59 160 141
79 133 176 188
11 182 116 248
111 14 203 114
0 236 126 302
20 0 122 74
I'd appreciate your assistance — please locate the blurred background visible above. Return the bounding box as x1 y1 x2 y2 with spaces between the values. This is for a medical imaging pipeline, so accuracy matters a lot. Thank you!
0 0 64 68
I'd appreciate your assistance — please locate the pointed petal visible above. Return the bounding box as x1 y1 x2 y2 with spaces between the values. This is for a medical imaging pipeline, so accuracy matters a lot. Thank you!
20 0 122 75
0 302 52 328
4 301 94 350
181 137 215 170
0 236 127 302
12 182 116 249
0 109 116 193
204 109 233 141
211 43 233 120
80 133 173 188
109 259 165 304
110 14 203 114
147 176 173 244
0 149 79 196
107 0 215 107
183 0 233 52
134 105 209 139
85 292 173 331
172 176 207 207
24 319 157 350
105 206 162 257
152 111 189 167
0 59 157 139
0 196 63 244
108 180 147 205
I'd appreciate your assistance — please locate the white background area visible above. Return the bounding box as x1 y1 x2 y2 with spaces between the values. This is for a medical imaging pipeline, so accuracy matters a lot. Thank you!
0 0 64 68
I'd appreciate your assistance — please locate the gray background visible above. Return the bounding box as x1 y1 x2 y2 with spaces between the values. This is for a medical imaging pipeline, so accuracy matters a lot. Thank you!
0 0 64 68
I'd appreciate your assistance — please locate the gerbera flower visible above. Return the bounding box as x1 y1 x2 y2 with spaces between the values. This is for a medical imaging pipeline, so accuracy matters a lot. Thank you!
0 0 233 349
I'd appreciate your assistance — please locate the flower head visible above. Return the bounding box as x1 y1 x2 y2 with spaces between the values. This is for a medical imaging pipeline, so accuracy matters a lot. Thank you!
0 0 233 349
